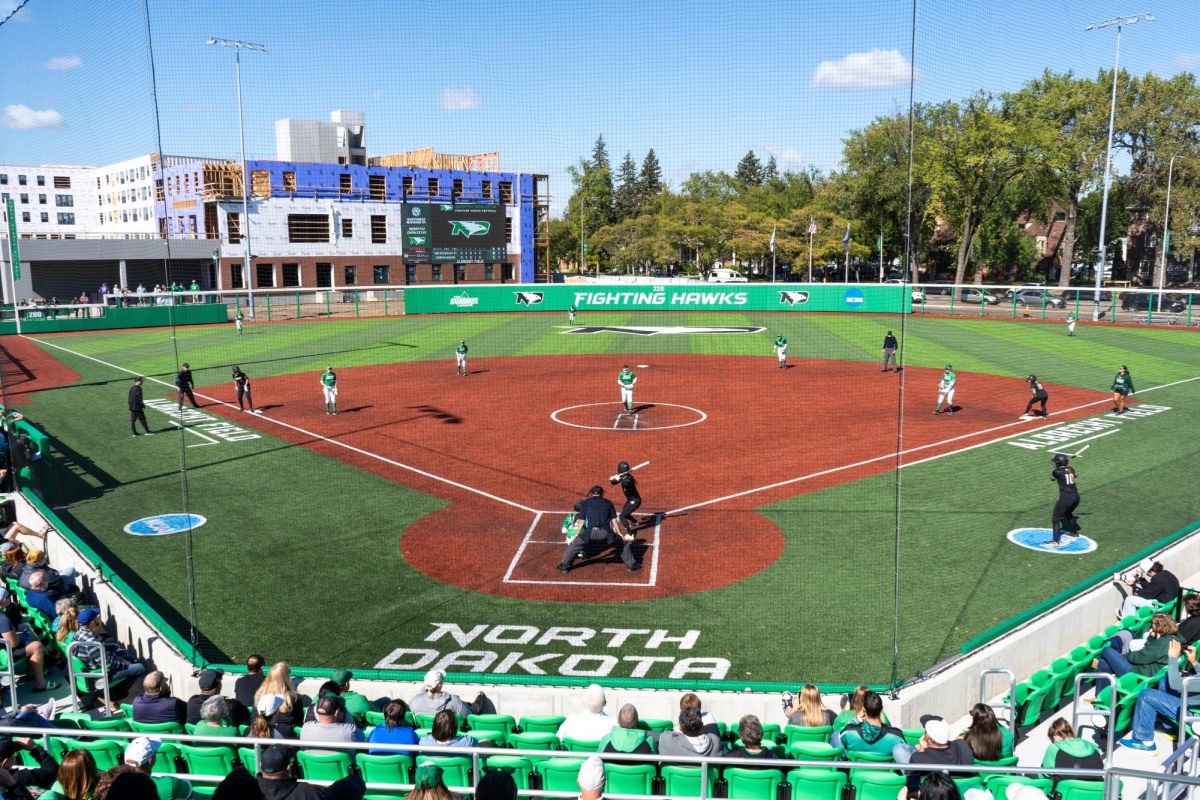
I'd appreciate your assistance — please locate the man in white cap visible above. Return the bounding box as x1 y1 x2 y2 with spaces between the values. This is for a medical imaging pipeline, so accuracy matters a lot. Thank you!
124 736 192 798
577 755 607 800
557 683 617 743
407 668 490 718
1114 559 1180 619
892 716 972 790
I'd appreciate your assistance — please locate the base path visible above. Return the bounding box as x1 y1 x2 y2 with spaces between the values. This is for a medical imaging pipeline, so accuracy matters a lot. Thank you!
0 336 81 405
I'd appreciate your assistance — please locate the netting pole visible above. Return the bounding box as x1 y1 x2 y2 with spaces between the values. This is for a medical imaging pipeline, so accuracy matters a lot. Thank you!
234 294 240 313
1188 294 1193 326
266 293 272 321
1041 294 1048 320
355 291 360 317
1110 293 1116 322
1010 295 1017 318
979 296 984 317
325 291 331 317
949 292 955 317
383 291 389 315
295 291 300 320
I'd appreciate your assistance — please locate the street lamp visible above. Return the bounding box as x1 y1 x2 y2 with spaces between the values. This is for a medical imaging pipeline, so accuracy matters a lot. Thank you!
207 37 267 319
1156 155 1175 312
1084 12 1153 321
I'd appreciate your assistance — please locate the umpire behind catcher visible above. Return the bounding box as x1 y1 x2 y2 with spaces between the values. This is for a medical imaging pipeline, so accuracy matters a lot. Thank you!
557 485 640 574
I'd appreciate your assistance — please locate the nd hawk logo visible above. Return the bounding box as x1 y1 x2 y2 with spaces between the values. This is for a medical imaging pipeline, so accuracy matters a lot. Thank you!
514 291 544 306
778 291 810 306
407 236 427 245
449 221 491 238
563 325 764 336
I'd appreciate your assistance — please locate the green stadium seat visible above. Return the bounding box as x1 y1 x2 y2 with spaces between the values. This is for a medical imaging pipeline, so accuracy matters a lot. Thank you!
561 736 602 752
604 762 656 795
468 713 517 739
518 715 565 733
975 755 1019 768
641 717 673 733
787 768 847 800
759 723 782 744
660 764 718 797
129 720 184 735
984 776 1053 796
237 746 258 774
365 710 386 728
850 770 906 800
507 731 560 768
65 738 123 771
954 777 987 795
297 749 353 781
180 744 238 786
359 752 414 796
789 741 840 761
1056 779 1106 800
414 712 464 732
417 755 471 787
724 767 783 800
846 750 893 763
536 757 586 792
783 724 833 748
483 755 534 790
901 728 925 746
79 715 131 733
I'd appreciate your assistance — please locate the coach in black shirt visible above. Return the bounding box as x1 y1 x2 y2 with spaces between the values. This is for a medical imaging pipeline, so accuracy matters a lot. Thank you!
557 485 639 574
176 362 199 410
129 377 154 437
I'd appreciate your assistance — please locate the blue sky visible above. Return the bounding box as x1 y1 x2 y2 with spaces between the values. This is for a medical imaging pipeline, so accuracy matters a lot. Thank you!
1 0 1197 214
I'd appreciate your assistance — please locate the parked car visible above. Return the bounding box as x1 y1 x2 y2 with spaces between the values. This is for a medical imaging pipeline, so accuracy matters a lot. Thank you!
1013 288 1066 308
926 280 956 295
707 268 748 283
1059 287 1113 302
1003 282 1043 298
960 287 1000 304
1120 292 1186 313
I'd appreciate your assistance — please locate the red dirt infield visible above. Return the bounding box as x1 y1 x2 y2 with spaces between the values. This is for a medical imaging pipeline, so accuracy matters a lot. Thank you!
184 354 1114 602
0 336 82 405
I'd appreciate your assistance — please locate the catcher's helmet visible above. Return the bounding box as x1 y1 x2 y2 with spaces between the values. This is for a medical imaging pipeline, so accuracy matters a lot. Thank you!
1027 374 1036 383
1052 453 1069 467
617 461 630 475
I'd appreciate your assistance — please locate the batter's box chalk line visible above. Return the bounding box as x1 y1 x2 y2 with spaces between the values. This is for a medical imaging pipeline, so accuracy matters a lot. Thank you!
502 511 662 587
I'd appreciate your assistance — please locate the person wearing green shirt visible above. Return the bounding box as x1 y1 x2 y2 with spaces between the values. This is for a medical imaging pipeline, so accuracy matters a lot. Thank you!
568 305 576 324
934 365 956 415
235 310 244 334
1067 313 1077 336
331 668 374 727
455 341 469 376
617 366 637 414
1111 365 1135 415
773 335 788 369
123 737 192 799
321 366 338 415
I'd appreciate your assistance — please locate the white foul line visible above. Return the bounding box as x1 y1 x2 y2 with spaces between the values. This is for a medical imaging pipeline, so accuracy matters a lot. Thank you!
26 336 540 514
502 512 542 583
668 374 1200 515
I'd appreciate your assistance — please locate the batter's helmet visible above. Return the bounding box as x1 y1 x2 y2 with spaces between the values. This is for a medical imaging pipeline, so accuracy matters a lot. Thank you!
1027 374 1036 383
617 461 630 475
1052 453 1069 467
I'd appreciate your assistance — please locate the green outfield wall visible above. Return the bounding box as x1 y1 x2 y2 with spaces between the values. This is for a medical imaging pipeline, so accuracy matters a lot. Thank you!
0 304 228 334
404 283 912 315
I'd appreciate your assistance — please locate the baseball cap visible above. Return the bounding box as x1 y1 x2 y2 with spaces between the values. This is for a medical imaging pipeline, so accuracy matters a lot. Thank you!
77 608 100 625
924 718 951 745
124 736 161 766
259 745 291 775
1007 785 1050 800
330 668 353 686
414 763 444 789
197 669 223 691
578 756 606 790
25 549 44 564
256 693 284 717
1139 558 1154 573
423 669 445 689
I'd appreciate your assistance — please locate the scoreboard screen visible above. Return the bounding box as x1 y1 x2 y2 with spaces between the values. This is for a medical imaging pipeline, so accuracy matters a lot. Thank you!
402 203 507 264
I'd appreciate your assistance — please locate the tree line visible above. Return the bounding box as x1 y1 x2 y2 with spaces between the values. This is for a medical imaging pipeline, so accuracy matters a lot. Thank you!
549 69 1200 286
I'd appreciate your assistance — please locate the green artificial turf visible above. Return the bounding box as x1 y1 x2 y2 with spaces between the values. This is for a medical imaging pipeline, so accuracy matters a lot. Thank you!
11 311 1200 685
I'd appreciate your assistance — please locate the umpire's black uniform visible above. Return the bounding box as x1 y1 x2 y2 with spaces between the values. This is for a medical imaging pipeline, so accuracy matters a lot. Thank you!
558 487 638 572
129 378 153 436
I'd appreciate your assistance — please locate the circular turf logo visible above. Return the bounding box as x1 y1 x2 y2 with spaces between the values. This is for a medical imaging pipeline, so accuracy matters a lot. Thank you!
844 288 865 308
1007 527 1097 555
123 514 207 537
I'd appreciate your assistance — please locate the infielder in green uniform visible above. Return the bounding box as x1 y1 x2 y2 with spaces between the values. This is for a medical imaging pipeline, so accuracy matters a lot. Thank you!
773 335 788 369
617 366 637 414
568 305 576 325
934 365 956 415
1111 365 1135 415
321 366 338 415
455 340 469 376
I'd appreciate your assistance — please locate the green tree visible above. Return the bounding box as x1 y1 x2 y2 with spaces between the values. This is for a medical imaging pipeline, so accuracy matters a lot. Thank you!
547 218 578 272
734 150 764 189
613 151 640 223
591 133 611 172
681 171 739 203
763 155 779 182
638 148 664 202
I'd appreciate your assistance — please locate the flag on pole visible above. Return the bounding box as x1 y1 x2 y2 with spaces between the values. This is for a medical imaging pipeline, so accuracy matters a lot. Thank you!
843 223 851 254
876 230 883 253
807 217 817 236
769 224 777 254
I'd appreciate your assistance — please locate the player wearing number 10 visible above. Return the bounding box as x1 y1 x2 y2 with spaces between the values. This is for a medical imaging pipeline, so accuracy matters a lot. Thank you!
1048 453 1080 549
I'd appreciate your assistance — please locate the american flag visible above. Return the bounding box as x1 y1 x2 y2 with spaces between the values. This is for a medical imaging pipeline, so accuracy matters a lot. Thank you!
807 218 817 236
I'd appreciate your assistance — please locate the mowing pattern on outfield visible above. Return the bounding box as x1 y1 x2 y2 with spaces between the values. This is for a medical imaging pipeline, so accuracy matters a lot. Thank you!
5 312 1200 685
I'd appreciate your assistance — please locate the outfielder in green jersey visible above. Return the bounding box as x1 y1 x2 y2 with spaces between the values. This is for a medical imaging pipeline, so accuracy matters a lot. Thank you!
773 335 788 369
455 340 469 376
567 305 576 325
617 366 637 413
1111 365 1135 414
321 367 338 415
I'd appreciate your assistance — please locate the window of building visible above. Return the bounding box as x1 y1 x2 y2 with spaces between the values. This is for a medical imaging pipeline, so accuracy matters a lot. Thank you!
0 175 7 185
370 215 386 244
1 193 7 204
343 266 356 285
452 179 463 199
432 264 442 281
428 178 439 197
499 181 513 203
227 212 242 243
18 175 27 186
38 194 46 205
19 194 27 204
454 263 466 282
282 263 301 287
283 171 296 192
340 174 352 195
231 264 244 289
315 263 332 288
484 264 494 281
402 176 413 197
372 265 389 284
53 176 71 189
55 195 73 207
481 180 492 199
36 175 45 186
57 213 75 225
369 174 386 201
505 215 513 243
341 218 353 238
155 180 164 201
21 212 29 223
40 212 48 223
405 265 416 284
256 263 275 288
287 214 330 243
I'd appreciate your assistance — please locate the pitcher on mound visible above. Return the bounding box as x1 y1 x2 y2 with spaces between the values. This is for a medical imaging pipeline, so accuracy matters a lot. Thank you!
617 365 637 414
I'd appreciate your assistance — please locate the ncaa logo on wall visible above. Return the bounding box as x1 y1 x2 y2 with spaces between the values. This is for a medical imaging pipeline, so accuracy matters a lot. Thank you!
514 291 544 306
844 288 866 308
124 514 207 537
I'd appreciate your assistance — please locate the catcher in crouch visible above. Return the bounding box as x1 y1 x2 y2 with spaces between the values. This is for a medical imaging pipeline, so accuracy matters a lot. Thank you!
611 460 643 537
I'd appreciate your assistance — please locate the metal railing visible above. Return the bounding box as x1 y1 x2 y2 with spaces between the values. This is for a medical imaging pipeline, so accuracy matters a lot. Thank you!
1072 672 1118 764
65 639 114 714
979 667 1016 729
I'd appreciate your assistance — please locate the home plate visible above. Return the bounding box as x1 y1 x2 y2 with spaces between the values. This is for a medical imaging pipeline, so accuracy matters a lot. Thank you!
637 364 649 368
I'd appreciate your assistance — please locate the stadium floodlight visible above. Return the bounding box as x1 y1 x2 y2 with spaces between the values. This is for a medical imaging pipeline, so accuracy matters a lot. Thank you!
206 37 267 319
1084 12 1153 321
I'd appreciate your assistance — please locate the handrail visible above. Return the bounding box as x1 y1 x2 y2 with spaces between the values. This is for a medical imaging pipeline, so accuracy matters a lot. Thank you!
66 638 113 714
0 638 18 713
978 667 1016 728
1179 675 1200 748
1072 672 1116 764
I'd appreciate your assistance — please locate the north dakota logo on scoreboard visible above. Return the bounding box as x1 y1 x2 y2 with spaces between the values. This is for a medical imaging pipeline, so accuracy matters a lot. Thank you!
402 203 507 264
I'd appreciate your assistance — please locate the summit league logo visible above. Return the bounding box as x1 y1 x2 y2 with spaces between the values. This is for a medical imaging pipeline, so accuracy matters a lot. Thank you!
778 290 810 306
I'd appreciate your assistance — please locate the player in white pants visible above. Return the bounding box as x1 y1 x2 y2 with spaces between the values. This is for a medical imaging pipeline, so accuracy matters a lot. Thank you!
617 365 637 414
934 365 956 415
321 366 338 415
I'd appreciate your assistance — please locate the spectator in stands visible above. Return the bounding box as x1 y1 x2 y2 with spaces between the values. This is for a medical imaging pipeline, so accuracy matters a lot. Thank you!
194 696 241 738
1115 560 1181 619
904 771 961 800
0 548 26 583
576 756 607 800
556 683 617 742
255 662 304 730
93 764 136 798
302 680 342 724
408 669 488 719
331 669 374 727
54 606 78 644
367 700 418 755
598 703 654 755
42 749 98 800
17 549 75 596
24 572 58 620
0 732 61 795
833 686 870 732
1176 595 1200 645
51 596 76 634
418 709 477 749
248 694 294 741
3 520 48 544
839 690 904 756
71 608 143 709
234 655 267 709
679 693 720 738
786 683 835 728
1120 639 1199 753
325 775 368 800
961 703 1013 761
186 669 249 727
405 762 455 800
123 736 191 799
658 707 722 759
131 671 186 725
299 694 364 752
1041 718 1103 769
256 745 324 800
475 770 517 800
728 714 774 761
212 766 264 800
894 717 972 777
1093 612 1178 677
0 589 57 693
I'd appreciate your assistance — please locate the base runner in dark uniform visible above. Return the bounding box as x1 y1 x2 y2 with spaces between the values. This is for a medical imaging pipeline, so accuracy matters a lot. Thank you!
1024 375 1050 418
1049 453 1080 548
611 461 642 537
557 485 639 573
232 366 258 413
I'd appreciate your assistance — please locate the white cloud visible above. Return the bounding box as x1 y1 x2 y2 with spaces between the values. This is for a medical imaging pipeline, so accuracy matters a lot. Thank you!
1176 53 1200 69
769 147 806 170
44 55 82 71
438 87 480 110
811 49 914 89
2 104 64 130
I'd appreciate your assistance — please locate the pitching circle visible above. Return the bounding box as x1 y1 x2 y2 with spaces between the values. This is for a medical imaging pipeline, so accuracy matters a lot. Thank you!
1007 527 1097 555
550 401 707 431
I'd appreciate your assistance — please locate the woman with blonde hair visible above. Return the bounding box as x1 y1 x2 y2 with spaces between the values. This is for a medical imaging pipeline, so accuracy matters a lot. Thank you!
56 605 80 643
1094 613 1178 677
255 662 303 729
786 683 835 727
43 749 100 800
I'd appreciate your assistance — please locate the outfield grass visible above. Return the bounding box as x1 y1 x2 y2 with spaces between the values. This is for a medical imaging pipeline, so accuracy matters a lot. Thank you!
13 312 1200 685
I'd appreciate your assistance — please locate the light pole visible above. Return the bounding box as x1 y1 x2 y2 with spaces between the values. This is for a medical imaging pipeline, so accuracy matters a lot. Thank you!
207 37 267 319
1084 11 1154 321
1156 155 1175 313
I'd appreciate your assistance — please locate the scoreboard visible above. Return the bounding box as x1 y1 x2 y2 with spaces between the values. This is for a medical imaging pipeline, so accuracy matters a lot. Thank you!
402 203 507 264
